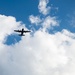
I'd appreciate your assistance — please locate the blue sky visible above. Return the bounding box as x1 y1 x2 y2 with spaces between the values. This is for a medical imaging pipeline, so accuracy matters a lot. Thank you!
0 0 38 23
0 0 75 30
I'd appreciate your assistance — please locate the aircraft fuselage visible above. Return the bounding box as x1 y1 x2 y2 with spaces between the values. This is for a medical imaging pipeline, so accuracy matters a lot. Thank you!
14 28 31 36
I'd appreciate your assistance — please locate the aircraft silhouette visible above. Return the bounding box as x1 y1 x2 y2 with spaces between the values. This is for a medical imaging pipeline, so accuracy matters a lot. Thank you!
14 28 31 36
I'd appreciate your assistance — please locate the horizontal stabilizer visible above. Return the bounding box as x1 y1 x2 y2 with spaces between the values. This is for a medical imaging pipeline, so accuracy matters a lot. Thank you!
18 34 25 36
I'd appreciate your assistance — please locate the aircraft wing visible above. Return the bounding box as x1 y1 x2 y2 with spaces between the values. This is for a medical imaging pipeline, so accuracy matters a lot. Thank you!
23 31 31 33
14 30 22 32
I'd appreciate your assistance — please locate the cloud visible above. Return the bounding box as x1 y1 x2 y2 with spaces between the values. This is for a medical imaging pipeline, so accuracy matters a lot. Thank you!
0 14 75 75
29 15 41 25
0 0 75 75
67 11 75 27
70 12 75 27
38 0 50 15
0 15 23 43
29 15 59 32
0 23 75 75
42 16 59 31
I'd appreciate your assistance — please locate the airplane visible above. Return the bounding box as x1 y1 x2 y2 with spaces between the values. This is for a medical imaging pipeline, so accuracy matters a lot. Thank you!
14 28 31 36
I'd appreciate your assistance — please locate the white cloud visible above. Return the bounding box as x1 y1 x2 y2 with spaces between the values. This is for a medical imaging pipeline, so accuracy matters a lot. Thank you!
0 0 75 75
70 13 75 27
67 11 75 27
29 15 41 25
42 16 59 31
38 0 50 15
0 15 24 43
0 14 75 75
29 15 59 31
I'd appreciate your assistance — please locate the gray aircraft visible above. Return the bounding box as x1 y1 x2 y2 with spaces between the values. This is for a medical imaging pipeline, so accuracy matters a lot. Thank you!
14 28 31 36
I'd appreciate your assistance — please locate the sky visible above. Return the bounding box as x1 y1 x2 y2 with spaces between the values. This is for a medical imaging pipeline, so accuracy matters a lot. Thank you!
0 0 75 75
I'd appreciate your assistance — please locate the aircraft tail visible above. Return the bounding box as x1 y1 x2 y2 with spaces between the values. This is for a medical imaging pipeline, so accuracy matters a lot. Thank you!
18 34 25 36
